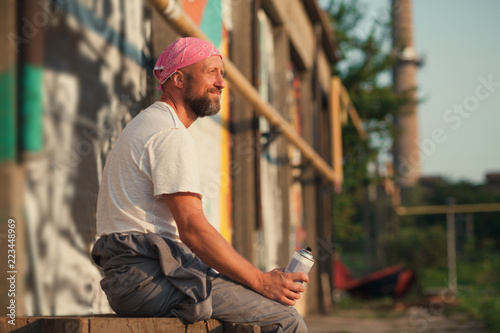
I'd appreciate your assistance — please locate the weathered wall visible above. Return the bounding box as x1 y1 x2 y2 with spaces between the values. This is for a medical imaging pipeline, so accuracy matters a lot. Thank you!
230 0 257 263
256 9 283 272
271 0 315 70
1 0 337 316
23 0 151 315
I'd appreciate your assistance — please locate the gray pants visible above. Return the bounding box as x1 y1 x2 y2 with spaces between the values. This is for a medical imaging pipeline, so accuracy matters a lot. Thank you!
92 233 307 333
210 274 307 332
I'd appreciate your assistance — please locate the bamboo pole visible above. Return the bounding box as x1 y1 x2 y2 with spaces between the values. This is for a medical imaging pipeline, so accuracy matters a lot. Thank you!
330 77 342 191
330 77 367 192
148 0 336 183
336 78 366 139
395 202 500 216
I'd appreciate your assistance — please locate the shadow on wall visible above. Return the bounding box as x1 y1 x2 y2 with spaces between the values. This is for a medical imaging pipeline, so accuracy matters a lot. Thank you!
24 0 154 315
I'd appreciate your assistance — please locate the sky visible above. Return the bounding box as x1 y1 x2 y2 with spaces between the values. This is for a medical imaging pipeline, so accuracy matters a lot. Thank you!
339 0 500 184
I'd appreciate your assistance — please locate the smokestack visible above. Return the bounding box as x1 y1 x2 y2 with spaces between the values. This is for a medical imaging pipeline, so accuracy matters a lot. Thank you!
392 0 422 187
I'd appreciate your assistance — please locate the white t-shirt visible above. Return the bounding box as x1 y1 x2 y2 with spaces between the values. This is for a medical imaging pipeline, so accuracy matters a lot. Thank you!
96 101 202 242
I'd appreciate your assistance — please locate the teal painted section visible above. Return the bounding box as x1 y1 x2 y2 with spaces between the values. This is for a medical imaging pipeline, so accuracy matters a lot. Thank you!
20 64 43 153
0 67 16 162
200 0 222 48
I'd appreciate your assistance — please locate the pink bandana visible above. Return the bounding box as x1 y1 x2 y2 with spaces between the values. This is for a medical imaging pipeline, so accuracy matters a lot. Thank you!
153 37 222 90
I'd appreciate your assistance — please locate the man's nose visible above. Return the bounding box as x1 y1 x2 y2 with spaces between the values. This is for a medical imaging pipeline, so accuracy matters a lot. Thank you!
215 72 225 89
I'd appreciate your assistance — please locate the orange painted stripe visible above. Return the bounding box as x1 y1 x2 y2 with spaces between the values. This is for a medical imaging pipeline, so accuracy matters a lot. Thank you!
182 0 208 26
219 28 232 244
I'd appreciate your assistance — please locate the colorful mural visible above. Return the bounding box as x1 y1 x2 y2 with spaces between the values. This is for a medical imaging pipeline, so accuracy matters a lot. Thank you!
4 0 327 317
22 0 150 315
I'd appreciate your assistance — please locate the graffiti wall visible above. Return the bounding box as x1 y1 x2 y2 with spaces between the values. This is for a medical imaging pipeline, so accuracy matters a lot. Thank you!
23 0 152 315
19 0 235 315
7 0 322 316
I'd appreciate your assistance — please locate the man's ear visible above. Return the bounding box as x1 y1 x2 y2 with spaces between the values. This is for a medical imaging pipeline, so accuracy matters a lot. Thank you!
170 71 184 88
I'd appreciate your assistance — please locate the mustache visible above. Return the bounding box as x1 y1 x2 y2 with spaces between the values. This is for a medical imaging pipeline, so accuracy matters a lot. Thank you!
207 87 222 94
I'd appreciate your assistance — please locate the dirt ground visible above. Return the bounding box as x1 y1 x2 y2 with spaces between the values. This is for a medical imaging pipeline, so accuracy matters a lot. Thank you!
304 304 488 333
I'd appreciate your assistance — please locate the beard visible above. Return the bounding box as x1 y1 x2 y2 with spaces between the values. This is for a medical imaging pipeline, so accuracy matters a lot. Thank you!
184 76 222 118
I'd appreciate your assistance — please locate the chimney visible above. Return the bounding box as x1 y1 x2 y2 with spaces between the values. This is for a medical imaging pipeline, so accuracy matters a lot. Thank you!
392 0 422 187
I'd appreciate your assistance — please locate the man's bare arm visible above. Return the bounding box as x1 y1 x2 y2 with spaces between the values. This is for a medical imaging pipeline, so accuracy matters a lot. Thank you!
164 192 308 306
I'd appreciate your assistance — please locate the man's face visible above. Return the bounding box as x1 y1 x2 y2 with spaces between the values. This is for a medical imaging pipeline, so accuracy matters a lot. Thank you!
182 56 225 118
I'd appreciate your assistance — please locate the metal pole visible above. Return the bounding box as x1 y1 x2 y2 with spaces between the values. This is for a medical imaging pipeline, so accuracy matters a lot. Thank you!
395 202 500 216
446 200 457 294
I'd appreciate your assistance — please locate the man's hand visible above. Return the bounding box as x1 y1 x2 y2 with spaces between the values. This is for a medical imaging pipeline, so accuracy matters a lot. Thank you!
256 269 309 306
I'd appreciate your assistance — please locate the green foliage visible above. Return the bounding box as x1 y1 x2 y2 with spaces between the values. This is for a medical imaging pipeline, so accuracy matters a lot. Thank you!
415 250 500 331
381 225 448 269
453 254 500 332
333 190 364 241
427 180 499 205
483 297 500 333
460 286 500 332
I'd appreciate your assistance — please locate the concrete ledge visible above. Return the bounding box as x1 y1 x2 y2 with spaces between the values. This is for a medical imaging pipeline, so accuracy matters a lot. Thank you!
0 316 261 333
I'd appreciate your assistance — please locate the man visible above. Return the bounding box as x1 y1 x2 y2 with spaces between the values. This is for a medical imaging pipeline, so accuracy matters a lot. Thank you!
92 37 308 332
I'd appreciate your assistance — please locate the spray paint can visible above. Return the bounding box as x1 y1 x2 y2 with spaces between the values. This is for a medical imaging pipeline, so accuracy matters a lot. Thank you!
284 247 314 276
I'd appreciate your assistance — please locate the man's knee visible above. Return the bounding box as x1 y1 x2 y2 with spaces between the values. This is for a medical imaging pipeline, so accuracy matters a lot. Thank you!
283 308 308 333
260 314 307 333
286 311 307 333
294 315 308 333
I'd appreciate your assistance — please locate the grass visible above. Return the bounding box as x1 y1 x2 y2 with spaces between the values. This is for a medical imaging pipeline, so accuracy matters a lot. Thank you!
420 252 500 333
